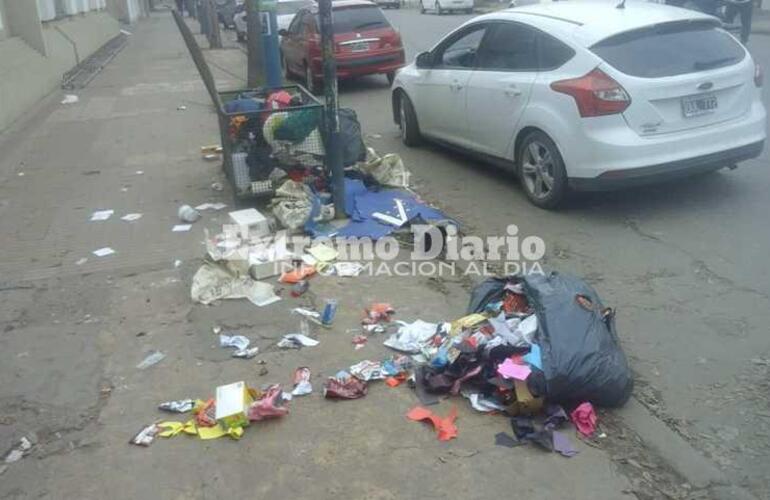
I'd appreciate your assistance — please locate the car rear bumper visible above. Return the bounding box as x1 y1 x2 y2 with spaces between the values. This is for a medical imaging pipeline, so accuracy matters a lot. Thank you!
569 140 765 191
562 100 767 188
312 51 405 79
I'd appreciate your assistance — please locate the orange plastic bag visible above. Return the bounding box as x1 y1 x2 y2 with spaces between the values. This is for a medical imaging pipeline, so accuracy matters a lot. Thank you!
279 265 316 284
406 406 458 441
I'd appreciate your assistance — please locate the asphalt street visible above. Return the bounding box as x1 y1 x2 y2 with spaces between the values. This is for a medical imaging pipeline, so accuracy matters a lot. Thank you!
337 7 770 497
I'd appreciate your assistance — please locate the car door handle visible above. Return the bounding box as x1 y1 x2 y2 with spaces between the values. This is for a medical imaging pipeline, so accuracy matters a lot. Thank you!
504 84 522 97
449 81 463 92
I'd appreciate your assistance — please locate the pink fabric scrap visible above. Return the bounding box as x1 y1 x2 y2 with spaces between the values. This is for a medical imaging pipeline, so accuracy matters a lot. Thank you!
570 402 597 437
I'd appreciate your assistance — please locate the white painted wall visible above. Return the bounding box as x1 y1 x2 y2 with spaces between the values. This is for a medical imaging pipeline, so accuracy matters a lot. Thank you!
37 0 57 21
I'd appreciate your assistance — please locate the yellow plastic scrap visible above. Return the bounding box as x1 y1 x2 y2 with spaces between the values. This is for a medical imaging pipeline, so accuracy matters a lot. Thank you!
450 314 487 336
156 420 244 440
157 420 197 438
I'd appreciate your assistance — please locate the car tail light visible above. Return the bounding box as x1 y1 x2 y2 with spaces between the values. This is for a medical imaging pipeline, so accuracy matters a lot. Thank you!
755 63 764 88
551 68 631 118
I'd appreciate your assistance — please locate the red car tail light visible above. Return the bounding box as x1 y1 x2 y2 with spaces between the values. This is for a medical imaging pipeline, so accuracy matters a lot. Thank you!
755 62 764 88
551 68 631 118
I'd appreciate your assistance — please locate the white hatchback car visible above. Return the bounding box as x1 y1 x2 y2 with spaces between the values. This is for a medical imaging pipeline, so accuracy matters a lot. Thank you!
391 1 766 208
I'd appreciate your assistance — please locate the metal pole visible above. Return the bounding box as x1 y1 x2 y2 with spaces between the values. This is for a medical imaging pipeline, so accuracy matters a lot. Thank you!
206 0 222 49
318 0 345 216
260 1 283 88
247 0 265 86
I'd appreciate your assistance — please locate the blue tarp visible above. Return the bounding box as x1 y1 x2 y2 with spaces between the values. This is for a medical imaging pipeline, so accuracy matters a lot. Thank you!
305 178 452 239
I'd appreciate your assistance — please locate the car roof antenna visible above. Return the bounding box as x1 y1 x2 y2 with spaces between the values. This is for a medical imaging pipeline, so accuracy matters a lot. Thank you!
616 0 626 9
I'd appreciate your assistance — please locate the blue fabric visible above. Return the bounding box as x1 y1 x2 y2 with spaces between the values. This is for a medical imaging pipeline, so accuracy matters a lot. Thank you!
224 98 263 114
305 178 453 240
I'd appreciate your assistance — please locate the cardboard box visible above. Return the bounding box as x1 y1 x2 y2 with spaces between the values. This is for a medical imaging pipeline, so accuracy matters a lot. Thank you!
215 381 254 429
228 208 270 238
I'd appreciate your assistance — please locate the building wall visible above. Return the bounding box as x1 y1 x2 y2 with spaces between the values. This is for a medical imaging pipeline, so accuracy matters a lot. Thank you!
0 2 120 132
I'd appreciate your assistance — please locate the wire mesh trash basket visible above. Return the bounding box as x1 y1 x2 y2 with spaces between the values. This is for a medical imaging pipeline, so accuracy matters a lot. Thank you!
219 85 325 199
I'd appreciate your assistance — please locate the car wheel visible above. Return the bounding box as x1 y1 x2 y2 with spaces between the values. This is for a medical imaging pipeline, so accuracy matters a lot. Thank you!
398 92 422 147
386 72 396 86
304 63 318 94
435 1 443 14
517 131 568 209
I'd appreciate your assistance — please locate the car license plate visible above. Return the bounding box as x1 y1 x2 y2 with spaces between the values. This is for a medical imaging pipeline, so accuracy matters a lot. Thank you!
681 94 718 118
349 42 369 53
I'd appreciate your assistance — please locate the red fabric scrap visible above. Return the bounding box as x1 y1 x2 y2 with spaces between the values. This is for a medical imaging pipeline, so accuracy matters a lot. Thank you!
406 406 458 441
570 402 597 437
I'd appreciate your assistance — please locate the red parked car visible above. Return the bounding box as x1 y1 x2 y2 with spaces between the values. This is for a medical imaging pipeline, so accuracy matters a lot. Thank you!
279 0 406 93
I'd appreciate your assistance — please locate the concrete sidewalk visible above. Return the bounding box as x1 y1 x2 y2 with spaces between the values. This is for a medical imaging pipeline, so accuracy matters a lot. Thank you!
0 12 641 500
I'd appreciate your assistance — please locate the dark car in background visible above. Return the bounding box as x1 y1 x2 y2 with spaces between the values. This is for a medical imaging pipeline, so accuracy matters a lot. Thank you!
279 0 406 93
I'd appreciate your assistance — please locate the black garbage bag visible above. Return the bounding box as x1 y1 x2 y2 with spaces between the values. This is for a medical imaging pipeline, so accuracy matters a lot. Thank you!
338 108 366 167
467 271 633 407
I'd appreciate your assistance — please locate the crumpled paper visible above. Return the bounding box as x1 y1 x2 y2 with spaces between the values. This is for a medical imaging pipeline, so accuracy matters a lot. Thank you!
357 147 411 189
270 180 314 231
383 320 438 353
248 385 289 421
570 402 597 437
191 261 280 306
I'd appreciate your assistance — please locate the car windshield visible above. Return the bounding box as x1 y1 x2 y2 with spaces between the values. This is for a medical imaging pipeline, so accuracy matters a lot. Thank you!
330 6 390 34
591 21 745 78
277 0 312 16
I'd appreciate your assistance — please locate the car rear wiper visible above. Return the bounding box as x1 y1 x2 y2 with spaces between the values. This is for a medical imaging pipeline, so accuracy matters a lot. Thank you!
352 21 385 30
694 57 735 70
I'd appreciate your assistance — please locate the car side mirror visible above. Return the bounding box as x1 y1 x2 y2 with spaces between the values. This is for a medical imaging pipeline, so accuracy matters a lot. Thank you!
278 28 289 37
415 51 433 69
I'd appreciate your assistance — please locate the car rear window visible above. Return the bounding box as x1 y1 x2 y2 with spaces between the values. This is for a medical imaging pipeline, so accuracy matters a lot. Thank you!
331 6 390 34
591 21 745 78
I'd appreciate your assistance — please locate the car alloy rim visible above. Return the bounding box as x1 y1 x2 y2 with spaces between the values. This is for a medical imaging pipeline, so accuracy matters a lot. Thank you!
521 141 555 200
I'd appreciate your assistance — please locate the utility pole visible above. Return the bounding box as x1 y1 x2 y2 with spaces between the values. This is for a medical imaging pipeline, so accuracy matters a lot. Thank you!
206 0 222 49
247 0 264 86
318 0 345 216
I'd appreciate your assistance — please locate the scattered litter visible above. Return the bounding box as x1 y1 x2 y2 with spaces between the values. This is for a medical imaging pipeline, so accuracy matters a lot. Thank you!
334 262 365 277
407 406 458 441
204 154 219 161
172 224 192 232
136 170 144 175
216 381 254 429
61 94 79 104
159 399 196 413
120 28 132 35
191 261 281 307
553 430 579 457
277 333 319 349
17 172 24 177
121 213 142 222
211 182 224 191
279 265 316 284
364 303 395 325
291 367 313 396
349 360 386 381
352 335 368 349
383 320 437 353
92 247 115 257
232 347 259 359
321 298 338 326
258 366 269 376
178 204 201 223
130 424 159 446
571 402 597 438
308 244 338 263
90 209 114 221
248 384 289 421
174 259 182 268
177 105 187 111
3 437 32 463
324 371 368 399
229 208 270 237
290 280 310 297
136 350 165 370
75 257 88 266
201 145 222 154
195 202 227 211
497 358 531 381
219 334 259 358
